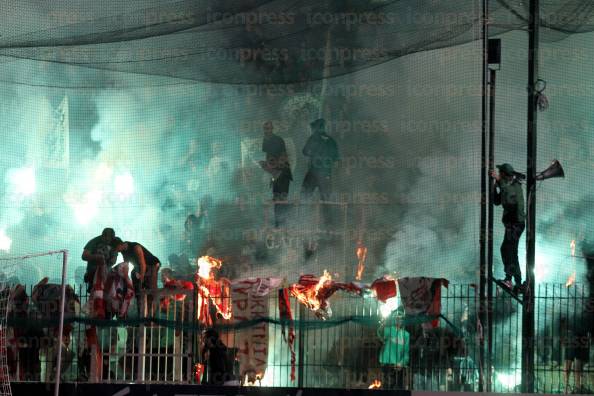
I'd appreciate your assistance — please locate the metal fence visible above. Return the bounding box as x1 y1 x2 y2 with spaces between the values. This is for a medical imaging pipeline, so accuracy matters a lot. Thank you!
5 282 592 393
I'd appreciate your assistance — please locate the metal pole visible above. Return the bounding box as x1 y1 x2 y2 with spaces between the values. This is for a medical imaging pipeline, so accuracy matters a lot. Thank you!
487 67 497 392
53 250 68 396
523 0 539 392
297 304 305 388
137 293 147 382
318 27 333 119
478 0 489 391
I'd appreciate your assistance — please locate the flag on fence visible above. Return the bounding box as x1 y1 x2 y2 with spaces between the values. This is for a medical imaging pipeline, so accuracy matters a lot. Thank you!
289 273 362 320
231 278 282 383
105 262 134 319
370 276 397 303
397 277 449 328
278 288 296 382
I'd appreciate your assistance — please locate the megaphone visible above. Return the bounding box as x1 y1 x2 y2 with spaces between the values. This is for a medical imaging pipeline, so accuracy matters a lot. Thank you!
536 160 564 181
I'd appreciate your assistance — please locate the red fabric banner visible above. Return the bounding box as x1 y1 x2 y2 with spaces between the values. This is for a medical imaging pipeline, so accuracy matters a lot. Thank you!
370 277 397 302
278 288 296 382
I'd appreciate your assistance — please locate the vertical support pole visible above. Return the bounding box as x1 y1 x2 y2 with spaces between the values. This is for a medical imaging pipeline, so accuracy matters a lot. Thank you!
487 67 497 392
297 304 306 388
137 293 147 382
523 0 539 392
479 0 489 392
318 27 333 119
53 250 68 396
190 287 198 383
343 202 348 281
89 344 98 383
174 302 183 382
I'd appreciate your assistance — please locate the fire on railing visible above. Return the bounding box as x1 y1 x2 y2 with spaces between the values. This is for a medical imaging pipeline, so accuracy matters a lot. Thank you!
368 379 382 389
356 240 368 281
566 271 576 288
289 270 332 313
196 255 232 322
567 240 576 288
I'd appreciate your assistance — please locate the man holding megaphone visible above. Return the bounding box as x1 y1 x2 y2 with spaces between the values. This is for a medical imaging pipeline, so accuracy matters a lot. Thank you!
490 163 527 294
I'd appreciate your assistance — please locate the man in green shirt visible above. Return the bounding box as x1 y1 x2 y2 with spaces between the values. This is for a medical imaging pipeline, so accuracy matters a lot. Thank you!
377 308 410 389
491 163 526 293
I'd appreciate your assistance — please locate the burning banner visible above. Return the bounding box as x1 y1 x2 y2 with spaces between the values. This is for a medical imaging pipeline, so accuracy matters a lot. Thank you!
289 271 362 320
231 278 283 384
195 256 231 326
289 273 401 319
398 277 448 328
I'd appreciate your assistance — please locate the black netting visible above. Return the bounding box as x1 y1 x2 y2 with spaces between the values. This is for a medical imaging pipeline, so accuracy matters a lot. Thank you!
0 1 592 87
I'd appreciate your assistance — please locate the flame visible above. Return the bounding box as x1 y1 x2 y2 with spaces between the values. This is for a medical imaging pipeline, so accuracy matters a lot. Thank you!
316 270 332 292
566 271 576 288
195 363 204 383
196 256 232 320
355 241 368 281
567 240 577 288
368 379 382 389
197 256 222 280
244 371 264 386
291 270 332 312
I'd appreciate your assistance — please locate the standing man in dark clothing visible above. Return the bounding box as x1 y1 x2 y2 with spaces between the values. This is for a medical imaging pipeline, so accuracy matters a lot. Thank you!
260 121 293 227
563 318 590 394
82 227 118 292
201 328 233 385
301 118 339 201
490 163 526 293
81 228 117 379
113 238 161 312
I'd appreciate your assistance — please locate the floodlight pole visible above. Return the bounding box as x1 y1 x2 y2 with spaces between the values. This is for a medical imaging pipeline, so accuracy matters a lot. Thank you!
478 0 489 392
522 0 539 393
